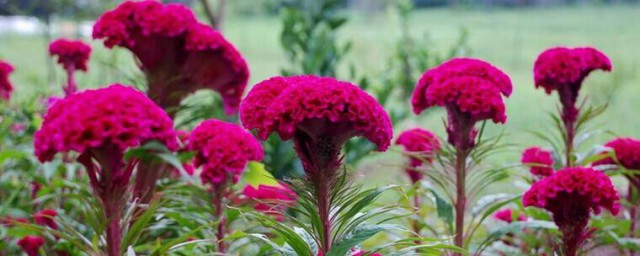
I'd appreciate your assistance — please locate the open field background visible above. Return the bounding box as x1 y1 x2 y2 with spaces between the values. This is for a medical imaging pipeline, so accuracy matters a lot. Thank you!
1 4 639 186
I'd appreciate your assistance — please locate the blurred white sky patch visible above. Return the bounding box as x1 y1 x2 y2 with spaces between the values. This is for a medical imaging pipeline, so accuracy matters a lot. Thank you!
0 16 93 37
0 16 42 35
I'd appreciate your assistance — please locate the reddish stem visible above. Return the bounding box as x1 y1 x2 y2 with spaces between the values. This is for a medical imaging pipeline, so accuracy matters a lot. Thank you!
628 184 638 256
453 149 468 255
105 201 122 256
213 184 227 253
412 193 422 244
63 67 77 95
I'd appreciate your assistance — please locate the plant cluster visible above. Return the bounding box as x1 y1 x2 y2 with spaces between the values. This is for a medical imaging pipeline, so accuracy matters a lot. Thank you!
0 1 638 256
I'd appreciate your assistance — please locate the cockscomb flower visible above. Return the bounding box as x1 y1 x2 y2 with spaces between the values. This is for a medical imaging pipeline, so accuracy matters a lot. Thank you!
34 209 58 230
188 119 263 185
494 209 526 223
523 167 620 256
241 75 392 254
49 39 92 95
0 60 14 101
34 84 177 162
49 39 91 72
33 84 177 256
521 147 555 177
534 47 611 121
93 0 249 113
594 137 640 190
240 75 392 154
411 58 512 151
17 235 45 256
395 128 440 183
243 183 296 220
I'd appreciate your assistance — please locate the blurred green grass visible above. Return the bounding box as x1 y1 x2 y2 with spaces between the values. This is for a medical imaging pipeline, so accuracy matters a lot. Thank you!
1 4 639 183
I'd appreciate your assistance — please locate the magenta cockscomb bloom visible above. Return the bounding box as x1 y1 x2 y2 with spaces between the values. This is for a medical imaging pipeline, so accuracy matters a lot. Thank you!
0 60 14 101
493 208 526 223
34 84 177 162
395 128 440 183
240 75 392 153
34 209 58 230
93 0 249 113
188 119 263 185
49 39 91 72
243 183 296 220
534 47 611 122
49 39 92 95
523 167 620 256
411 58 512 151
240 75 392 254
594 137 640 190
17 235 45 256
521 147 555 177
33 84 177 256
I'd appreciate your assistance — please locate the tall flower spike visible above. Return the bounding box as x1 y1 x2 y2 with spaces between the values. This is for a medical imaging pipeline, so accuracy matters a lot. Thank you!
241 75 392 254
188 119 263 252
34 84 177 256
0 60 14 101
49 39 92 95
411 58 512 151
521 147 555 177
395 128 440 184
18 236 45 256
93 0 249 114
533 47 611 167
523 167 620 256
411 58 512 253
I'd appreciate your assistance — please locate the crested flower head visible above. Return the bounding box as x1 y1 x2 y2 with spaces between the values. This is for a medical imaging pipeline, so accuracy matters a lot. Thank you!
493 208 526 223
0 60 14 101
594 137 640 170
240 75 393 152
411 58 512 150
395 128 440 183
49 39 92 72
34 209 58 230
523 167 619 255
412 58 512 123
34 84 178 162
188 119 263 185
521 147 555 177
534 47 611 95
534 47 611 124
243 183 296 220
17 235 45 256
523 167 619 216
93 0 249 113
594 137 640 190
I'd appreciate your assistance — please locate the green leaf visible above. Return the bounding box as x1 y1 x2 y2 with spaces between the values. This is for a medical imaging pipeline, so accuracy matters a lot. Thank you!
327 224 385 256
476 220 557 254
428 189 454 229
243 161 279 187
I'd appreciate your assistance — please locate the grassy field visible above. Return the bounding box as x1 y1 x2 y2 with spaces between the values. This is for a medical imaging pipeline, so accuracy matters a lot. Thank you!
1 4 639 183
